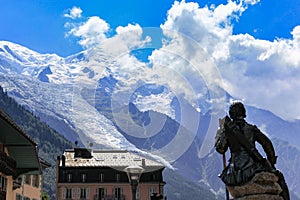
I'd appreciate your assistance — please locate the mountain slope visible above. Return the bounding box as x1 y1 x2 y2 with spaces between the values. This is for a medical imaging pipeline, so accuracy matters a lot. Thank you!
0 85 74 199
1 41 300 199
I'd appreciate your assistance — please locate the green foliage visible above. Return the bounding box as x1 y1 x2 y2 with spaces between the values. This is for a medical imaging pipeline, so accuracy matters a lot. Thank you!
0 85 74 199
41 191 50 200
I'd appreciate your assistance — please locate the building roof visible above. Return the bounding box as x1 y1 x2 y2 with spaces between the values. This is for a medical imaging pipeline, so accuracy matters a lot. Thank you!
61 148 164 172
0 109 41 175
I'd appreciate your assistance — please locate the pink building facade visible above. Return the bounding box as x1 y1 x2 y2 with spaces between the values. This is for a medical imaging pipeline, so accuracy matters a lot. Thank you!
56 148 166 200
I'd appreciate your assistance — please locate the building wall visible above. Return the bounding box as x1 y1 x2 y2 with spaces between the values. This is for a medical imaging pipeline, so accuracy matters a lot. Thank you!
139 183 161 200
56 149 166 200
0 146 14 200
57 182 161 200
0 111 45 200
13 174 42 200
0 174 15 200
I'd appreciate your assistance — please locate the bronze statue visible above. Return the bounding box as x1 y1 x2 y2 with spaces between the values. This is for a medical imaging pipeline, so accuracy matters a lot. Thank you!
215 102 289 200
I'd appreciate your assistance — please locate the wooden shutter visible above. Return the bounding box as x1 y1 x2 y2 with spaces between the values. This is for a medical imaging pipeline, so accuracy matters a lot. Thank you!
77 188 80 199
86 188 90 199
62 188 66 199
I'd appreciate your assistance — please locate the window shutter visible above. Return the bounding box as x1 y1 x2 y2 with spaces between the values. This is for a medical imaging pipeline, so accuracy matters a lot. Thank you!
77 188 80 199
71 188 75 199
63 188 66 199
86 188 90 198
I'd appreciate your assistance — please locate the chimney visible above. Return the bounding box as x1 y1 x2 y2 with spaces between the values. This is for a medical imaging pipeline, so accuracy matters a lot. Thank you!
56 156 61 169
142 158 146 167
61 155 66 167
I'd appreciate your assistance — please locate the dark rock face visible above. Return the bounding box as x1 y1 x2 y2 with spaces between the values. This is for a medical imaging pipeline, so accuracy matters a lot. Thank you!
227 172 284 200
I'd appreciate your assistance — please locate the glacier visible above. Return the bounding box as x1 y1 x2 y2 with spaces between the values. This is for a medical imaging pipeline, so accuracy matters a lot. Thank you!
1 40 300 199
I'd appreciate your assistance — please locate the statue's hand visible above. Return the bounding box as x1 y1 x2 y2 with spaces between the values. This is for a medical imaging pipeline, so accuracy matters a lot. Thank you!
224 116 236 132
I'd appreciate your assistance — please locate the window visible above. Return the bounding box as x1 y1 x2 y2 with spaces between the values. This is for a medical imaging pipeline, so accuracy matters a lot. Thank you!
0 176 7 191
148 187 156 200
81 173 87 182
25 175 31 185
32 175 39 187
115 173 120 182
97 188 106 199
16 194 22 200
159 184 164 196
114 187 122 200
80 188 86 198
80 188 89 199
64 188 72 199
99 173 104 182
67 173 72 182
151 174 156 181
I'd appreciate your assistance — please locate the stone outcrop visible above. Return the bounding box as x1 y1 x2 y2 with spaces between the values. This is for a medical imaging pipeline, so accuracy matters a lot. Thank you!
227 172 284 200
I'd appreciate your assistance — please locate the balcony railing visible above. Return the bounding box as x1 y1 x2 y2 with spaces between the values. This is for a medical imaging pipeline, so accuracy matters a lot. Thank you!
13 176 22 190
0 151 17 177
94 194 125 200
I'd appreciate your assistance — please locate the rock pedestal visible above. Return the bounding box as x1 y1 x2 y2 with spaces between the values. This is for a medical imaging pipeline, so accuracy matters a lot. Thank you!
227 172 284 200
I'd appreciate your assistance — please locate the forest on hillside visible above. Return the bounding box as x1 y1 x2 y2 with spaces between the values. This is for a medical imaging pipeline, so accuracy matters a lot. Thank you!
0 85 74 199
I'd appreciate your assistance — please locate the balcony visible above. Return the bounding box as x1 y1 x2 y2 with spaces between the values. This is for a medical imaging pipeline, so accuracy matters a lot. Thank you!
13 177 22 190
94 194 125 200
0 151 17 177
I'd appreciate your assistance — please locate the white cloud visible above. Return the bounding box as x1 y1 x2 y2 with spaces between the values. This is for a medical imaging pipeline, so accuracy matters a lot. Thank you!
112 23 151 52
64 6 82 19
66 1 300 121
67 0 300 160
133 92 176 119
160 0 248 60
219 32 300 120
155 0 300 121
68 16 110 48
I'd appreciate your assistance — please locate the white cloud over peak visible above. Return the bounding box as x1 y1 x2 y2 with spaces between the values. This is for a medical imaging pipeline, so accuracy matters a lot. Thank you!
67 16 110 49
114 24 151 51
157 0 300 120
161 0 257 60
64 6 82 19
220 31 300 120
66 1 300 120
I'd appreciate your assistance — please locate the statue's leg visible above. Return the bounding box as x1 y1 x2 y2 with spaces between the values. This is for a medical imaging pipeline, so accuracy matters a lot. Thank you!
275 170 290 200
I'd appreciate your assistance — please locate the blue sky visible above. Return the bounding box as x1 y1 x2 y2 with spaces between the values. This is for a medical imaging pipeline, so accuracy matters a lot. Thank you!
1 0 299 57
1 0 300 121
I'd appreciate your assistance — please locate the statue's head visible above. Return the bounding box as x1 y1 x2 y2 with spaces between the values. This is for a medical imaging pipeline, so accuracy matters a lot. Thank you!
229 102 246 120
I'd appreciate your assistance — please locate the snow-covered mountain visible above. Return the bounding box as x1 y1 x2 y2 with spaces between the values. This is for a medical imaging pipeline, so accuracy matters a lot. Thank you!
1 41 300 199
0 41 136 150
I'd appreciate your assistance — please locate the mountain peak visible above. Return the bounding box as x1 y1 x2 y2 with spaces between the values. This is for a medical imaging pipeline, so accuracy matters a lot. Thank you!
0 40 75 82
